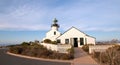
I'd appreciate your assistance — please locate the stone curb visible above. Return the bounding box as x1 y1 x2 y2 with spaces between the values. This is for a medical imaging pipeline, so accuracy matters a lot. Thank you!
7 52 72 63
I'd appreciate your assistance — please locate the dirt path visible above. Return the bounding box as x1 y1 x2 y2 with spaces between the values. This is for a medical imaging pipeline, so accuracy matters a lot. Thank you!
72 48 99 65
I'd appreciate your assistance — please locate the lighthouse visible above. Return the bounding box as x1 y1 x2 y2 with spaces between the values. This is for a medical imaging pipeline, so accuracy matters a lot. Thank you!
51 18 59 31
43 18 61 41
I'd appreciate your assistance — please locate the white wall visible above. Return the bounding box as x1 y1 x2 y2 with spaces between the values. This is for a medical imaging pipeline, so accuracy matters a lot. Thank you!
86 36 95 45
51 26 58 30
40 43 58 51
40 43 71 53
89 45 114 54
57 44 71 53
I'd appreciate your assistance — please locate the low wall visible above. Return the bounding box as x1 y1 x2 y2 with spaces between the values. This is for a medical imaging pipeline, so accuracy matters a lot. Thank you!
58 44 71 53
40 43 58 51
89 45 114 54
40 43 71 53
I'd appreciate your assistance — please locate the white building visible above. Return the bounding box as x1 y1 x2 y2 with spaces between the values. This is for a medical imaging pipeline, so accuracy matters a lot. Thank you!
57 27 95 47
43 18 95 47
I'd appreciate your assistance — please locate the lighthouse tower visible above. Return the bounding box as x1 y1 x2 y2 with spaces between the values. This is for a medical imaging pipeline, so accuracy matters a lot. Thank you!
51 18 59 31
43 18 61 41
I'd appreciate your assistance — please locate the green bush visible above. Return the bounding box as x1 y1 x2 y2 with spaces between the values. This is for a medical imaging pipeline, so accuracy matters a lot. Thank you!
51 41 57 44
43 39 57 45
43 39 52 43
21 42 30 46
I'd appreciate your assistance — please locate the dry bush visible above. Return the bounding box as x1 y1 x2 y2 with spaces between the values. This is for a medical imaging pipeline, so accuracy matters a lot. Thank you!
9 42 73 60
82 44 94 52
93 45 120 65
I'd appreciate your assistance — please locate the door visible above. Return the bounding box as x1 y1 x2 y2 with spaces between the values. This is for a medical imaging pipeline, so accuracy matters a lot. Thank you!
74 38 78 47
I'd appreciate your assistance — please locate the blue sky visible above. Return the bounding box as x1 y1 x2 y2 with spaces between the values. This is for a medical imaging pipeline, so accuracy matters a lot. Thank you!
0 0 120 44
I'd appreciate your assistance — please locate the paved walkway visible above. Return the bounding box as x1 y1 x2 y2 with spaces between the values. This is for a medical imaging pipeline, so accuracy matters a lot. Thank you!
72 48 99 65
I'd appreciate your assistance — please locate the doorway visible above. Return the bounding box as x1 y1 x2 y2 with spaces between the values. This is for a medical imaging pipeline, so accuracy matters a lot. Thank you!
74 38 78 47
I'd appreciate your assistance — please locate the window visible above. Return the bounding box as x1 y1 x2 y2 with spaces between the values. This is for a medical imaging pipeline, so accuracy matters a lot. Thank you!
54 31 56 35
80 38 84 45
65 39 69 44
57 39 61 43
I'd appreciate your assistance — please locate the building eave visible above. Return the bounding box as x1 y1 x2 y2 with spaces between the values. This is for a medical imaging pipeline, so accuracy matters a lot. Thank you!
57 26 96 39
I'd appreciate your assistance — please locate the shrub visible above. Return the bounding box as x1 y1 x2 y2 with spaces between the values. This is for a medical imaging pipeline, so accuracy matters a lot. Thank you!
93 52 100 59
92 45 120 65
9 43 74 60
82 44 89 52
9 46 23 54
43 39 52 43
51 41 57 44
21 42 30 46
82 44 94 52
67 47 74 54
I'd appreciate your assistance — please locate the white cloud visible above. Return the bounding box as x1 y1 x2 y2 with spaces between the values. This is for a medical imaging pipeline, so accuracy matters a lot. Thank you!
0 23 49 31
0 3 50 31
0 0 120 32
83 27 120 32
